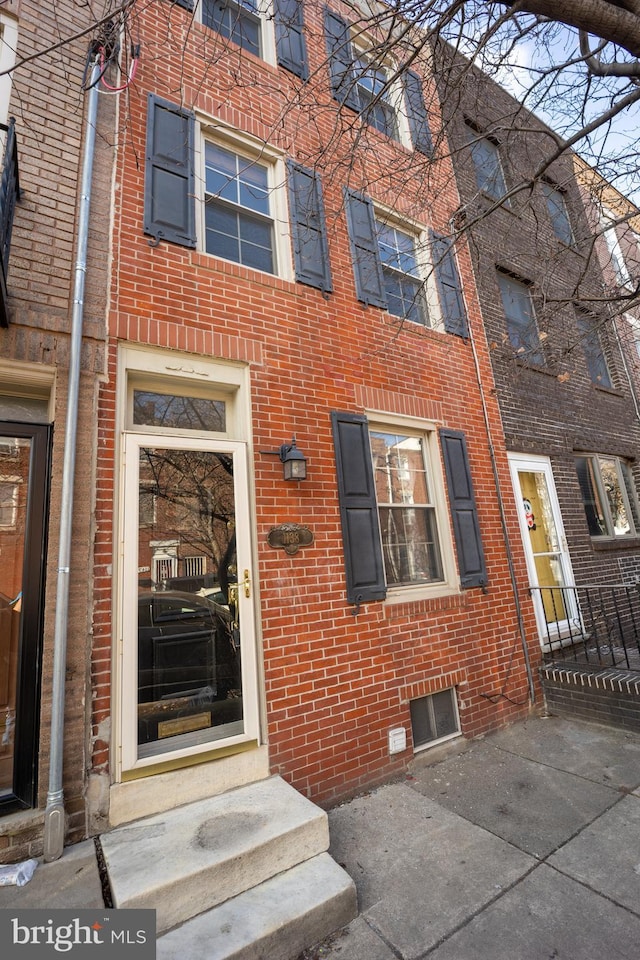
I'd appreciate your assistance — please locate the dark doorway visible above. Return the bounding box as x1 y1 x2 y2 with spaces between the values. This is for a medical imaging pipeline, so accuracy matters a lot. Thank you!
0 422 50 812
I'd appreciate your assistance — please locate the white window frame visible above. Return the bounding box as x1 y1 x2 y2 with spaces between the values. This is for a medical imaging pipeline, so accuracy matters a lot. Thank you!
600 206 631 287
350 43 411 147
367 411 459 605
373 205 440 329
625 313 640 363
197 0 277 67
0 476 18 528
0 11 18 127
196 121 292 281
575 453 640 539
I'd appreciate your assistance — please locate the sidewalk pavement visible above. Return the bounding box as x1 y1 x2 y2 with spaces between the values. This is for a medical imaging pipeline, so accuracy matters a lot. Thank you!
1 714 640 960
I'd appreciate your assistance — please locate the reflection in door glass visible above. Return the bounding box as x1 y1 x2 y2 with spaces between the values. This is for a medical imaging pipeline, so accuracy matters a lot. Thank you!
520 471 568 624
0 438 31 796
137 447 243 757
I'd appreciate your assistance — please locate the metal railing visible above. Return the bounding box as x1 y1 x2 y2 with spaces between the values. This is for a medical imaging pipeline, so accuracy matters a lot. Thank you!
0 118 20 328
531 583 640 672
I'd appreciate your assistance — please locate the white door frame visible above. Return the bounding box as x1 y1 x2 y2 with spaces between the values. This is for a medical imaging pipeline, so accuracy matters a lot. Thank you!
508 453 578 644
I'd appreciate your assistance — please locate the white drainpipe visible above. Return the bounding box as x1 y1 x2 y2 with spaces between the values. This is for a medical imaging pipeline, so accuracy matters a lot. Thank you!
43 58 100 862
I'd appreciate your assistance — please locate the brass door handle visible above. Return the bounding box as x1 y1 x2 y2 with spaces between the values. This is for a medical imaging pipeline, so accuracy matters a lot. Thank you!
242 569 251 598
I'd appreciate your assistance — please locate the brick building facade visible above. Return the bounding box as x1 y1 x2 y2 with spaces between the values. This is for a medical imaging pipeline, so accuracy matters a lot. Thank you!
435 46 640 644
6 0 638 862
87 0 539 834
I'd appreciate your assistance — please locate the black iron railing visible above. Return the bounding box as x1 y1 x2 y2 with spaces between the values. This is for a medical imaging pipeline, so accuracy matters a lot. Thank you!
0 118 20 328
531 584 640 672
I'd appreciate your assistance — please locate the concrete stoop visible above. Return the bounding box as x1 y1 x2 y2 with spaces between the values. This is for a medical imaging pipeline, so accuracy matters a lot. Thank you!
157 853 356 960
100 775 357 958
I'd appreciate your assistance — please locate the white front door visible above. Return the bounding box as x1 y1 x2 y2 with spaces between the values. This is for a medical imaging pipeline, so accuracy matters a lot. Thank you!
119 431 259 774
508 454 577 643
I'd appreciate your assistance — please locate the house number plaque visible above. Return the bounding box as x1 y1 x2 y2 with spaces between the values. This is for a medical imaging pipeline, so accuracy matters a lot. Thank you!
267 523 314 555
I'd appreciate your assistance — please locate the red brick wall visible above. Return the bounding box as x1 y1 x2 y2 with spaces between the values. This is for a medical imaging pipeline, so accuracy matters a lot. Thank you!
92 0 539 809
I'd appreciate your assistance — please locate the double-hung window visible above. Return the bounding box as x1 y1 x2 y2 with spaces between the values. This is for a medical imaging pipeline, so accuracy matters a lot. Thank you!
370 428 444 587
575 455 640 538
0 479 18 527
376 221 427 325
466 126 507 200
497 272 545 365
576 314 612 388
189 0 309 77
325 9 432 154
331 413 487 606
204 142 275 274
202 0 262 58
542 182 573 246
145 96 325 284
345 190 467 335
352 53 398 139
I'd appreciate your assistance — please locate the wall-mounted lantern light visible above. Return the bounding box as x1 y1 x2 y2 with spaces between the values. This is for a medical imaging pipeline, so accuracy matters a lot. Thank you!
279 437 307 481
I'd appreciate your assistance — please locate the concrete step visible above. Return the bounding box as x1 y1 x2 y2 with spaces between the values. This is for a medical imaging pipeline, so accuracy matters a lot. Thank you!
156 853 357 960
100 775 329 933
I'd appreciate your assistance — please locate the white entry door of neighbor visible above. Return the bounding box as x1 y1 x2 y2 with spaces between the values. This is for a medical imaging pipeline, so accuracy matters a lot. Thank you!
508 453 578 643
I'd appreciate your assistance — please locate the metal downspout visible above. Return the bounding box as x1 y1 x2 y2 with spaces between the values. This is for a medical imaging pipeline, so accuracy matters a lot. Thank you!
44 59 100 862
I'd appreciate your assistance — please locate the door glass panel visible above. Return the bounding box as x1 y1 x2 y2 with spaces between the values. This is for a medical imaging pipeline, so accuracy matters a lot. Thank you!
137 446 242 758
0 437 30 796
519 470 568 624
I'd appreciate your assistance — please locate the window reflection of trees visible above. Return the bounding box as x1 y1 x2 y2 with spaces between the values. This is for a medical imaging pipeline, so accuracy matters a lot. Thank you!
139 448 235 595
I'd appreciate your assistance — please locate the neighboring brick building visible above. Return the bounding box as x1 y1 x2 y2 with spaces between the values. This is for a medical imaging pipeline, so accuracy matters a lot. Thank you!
574 155 640 415
434 47 640 660
88 0 541 836
0 0 112 859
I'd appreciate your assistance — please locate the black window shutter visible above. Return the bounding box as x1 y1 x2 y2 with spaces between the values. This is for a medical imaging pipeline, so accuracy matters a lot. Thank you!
331 411 387 605
325 9 360 111
431 231 468 337
144 94 196 248
439 429 488 588
404 70 433 156
274 0 309 79
344 189 387 308
171 0 194 10
287 161 332 292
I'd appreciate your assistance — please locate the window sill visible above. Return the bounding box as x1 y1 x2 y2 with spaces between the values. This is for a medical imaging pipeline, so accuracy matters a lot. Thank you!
592 382 624 398
478 190 513 212
591 536 640 552
384 582 461 608
193 251 295 292
514 357 554 375
386 315 466 344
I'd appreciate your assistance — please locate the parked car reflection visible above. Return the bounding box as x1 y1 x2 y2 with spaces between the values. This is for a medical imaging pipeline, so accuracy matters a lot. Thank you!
137 590 241 745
